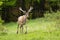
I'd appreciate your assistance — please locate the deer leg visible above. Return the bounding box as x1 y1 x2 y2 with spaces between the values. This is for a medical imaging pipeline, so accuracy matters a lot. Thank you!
25 26 27 34
17 24 19 34
20 25 23 33
20 25 22 33
21 25 23 33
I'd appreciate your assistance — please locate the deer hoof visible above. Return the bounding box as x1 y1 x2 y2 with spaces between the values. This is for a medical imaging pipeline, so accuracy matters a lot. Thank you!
25 32 27 34
17 31 18 34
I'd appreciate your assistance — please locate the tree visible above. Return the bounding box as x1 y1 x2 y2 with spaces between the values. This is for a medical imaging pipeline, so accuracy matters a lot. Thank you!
0 0 60 22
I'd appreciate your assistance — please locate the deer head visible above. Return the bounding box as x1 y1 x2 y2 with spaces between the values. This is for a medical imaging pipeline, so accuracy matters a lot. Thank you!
19 6 33 17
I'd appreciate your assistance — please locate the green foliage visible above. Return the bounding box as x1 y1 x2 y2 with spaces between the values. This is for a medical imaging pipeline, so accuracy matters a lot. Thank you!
44 11 60 21
0 24 7 35
0 16 7 35
0 0 8 1
29 13 32 19
5 0 17 6
0 16 4 24
49 0 57 2
1 0 60 22
0 1 3 6
37 0 40 3
0 0 17 6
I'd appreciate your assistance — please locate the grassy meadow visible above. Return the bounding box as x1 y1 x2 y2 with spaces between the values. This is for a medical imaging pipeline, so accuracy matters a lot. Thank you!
0 11 60 40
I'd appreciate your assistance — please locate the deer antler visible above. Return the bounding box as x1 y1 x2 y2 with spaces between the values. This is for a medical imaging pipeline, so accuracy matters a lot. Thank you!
19 7 26 13
27 6 33 13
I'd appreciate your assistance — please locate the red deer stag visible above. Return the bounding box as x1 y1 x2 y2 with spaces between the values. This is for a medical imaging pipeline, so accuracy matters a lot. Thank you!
17 6 33 34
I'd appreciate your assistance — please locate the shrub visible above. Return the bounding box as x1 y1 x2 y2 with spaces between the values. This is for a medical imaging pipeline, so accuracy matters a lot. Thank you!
0 16 7 35
44 11 60 21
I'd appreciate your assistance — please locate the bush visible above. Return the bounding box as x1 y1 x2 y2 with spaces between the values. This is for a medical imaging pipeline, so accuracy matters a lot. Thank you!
0 16 7 35
44 11 60 21
0 16 4 24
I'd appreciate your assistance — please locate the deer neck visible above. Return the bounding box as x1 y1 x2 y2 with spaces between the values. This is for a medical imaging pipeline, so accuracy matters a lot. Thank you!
25 13 29 18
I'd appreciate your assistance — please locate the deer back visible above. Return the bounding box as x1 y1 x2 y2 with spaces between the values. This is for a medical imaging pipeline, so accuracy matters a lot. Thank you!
18 15 27 25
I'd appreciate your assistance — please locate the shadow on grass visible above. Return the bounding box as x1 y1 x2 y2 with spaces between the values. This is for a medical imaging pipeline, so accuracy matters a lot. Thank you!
0 32 8 36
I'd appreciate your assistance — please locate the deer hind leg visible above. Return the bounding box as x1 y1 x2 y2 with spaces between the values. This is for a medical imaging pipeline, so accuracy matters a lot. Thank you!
25 26 27 34
17 24 19 34
20 25 23 33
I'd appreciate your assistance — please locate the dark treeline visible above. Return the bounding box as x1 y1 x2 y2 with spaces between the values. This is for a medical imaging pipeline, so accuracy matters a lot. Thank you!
0 0 60 22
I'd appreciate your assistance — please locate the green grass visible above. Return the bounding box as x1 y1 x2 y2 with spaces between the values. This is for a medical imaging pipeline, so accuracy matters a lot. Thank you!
0 11 60 40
